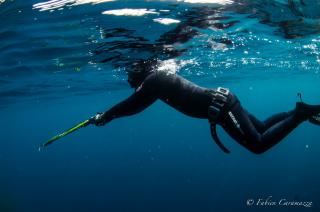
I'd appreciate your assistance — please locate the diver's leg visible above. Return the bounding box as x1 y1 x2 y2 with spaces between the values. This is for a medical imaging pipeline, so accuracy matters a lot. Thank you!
247 111 294 133
247 101 320 131
221 102 303 154
246 113 264 133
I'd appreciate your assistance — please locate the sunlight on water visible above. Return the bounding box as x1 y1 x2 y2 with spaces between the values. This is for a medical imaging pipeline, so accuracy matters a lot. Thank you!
33 0 233 12
177 0 233 4
33 0 115 11
156 59 199 75
153 18 181 25
102 8 159 16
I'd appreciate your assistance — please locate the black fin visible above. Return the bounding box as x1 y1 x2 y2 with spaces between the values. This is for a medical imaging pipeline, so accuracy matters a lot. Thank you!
309 114 320 126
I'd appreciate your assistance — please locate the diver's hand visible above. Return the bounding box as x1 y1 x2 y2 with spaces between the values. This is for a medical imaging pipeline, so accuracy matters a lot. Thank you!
90 112 107 126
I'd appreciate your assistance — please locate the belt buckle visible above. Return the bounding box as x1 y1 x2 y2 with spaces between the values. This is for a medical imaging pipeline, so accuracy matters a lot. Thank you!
217 87 229 96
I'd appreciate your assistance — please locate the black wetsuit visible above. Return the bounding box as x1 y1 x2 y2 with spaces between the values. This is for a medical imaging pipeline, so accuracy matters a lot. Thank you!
101 71 304 154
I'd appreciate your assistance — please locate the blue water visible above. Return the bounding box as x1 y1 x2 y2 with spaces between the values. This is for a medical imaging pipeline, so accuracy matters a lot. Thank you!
1 0 320 211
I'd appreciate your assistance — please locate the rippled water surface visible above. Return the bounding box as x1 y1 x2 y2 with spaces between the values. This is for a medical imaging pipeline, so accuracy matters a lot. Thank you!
1 0 319 105
1 0 320 211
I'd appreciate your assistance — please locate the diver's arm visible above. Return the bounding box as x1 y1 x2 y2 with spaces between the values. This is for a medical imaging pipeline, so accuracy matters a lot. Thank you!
93 84 157 126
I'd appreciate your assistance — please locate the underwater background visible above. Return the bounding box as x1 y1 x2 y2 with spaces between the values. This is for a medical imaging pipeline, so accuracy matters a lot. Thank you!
1 0 320 211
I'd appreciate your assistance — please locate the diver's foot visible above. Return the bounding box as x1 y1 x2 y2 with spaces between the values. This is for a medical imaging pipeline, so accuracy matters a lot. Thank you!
295 102 320 122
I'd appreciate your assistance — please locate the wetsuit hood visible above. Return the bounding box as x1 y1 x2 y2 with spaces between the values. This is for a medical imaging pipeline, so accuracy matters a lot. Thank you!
127 59 157 88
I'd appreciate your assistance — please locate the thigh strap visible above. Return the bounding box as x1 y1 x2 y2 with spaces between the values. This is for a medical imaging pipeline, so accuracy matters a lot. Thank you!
207 87 233 154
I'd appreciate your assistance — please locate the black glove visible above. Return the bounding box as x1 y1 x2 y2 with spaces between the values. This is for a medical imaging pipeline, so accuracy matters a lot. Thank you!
91 112 107 126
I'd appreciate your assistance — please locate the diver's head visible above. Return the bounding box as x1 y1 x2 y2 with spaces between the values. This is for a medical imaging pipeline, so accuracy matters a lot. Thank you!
127 59 157 88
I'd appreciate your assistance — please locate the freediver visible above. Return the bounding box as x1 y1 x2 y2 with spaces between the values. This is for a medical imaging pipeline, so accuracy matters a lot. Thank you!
90 60 320 154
